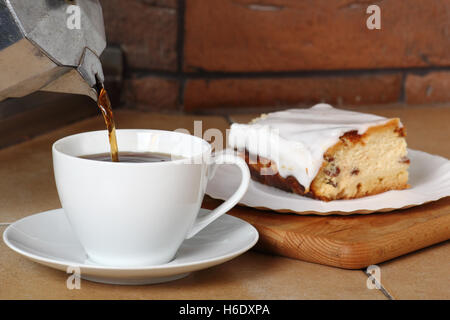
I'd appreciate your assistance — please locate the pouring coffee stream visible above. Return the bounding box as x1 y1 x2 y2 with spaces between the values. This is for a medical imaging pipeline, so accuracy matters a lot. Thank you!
96 83 119 162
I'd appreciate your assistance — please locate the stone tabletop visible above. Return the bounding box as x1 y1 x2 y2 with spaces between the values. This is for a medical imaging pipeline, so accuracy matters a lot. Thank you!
0 106 449 299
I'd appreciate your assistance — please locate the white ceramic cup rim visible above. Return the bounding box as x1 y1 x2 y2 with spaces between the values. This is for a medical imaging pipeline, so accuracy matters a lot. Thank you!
52 129 212 165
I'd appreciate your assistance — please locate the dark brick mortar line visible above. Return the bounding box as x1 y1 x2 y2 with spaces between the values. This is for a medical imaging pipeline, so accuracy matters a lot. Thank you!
136 0 176 11
176 0 186 109
126 66 450 80
178 77 186 110
125 69 182 79
399 71 407 103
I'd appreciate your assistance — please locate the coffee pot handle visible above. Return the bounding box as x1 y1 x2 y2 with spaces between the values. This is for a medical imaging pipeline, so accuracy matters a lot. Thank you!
185 151 250 239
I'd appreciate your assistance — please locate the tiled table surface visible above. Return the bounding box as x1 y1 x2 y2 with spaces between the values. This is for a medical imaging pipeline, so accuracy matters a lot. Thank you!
0 105 449 300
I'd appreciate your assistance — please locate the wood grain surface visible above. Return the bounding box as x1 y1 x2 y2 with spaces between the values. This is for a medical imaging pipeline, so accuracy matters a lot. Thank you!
203 196 450 269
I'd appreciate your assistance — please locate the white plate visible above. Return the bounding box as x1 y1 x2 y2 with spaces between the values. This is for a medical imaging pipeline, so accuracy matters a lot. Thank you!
2 209 258 285
206 149 450 215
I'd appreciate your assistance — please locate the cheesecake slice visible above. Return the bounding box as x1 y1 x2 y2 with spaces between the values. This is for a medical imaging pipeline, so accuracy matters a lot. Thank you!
228 104 410 201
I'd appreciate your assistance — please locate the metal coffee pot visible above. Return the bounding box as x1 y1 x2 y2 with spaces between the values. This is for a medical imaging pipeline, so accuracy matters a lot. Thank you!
0 0 106 102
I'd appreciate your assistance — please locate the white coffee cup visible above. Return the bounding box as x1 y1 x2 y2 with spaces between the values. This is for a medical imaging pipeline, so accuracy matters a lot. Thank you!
52 129 250 267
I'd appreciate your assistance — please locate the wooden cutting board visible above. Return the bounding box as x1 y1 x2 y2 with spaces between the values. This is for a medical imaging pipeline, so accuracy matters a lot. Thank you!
202 196 450 269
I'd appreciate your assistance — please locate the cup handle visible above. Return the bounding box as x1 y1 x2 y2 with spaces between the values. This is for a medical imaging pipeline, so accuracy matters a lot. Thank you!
185 151 250 239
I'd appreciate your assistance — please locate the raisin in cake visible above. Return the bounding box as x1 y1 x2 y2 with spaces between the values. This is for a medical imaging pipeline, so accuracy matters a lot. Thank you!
228 104 409 201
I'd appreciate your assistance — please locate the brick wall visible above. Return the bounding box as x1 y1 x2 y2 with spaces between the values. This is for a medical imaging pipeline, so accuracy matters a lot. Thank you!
101 0 450 113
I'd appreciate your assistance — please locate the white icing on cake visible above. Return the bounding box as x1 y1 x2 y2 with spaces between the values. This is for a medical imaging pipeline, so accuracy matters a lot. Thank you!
228 104 399 191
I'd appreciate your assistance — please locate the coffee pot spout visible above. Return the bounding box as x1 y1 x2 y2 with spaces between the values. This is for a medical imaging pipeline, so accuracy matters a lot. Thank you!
41 48 105 101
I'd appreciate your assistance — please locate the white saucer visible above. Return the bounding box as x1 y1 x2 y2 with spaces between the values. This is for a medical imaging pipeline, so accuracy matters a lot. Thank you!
206 149 450 215
3 209 258 285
